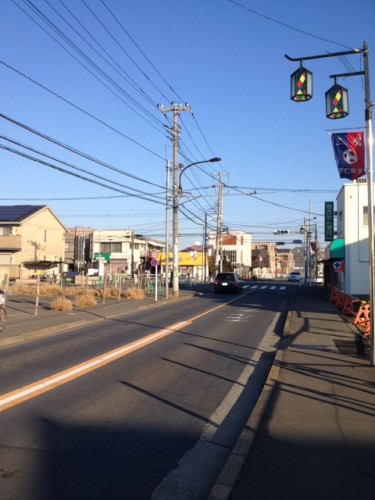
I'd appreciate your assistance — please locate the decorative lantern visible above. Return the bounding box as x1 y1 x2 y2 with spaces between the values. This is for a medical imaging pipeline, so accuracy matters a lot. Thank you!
290 65 313 102
325 81 349 119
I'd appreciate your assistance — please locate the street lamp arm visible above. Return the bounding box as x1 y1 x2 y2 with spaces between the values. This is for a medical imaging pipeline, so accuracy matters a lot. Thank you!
285 47 363 63
178 157 221 192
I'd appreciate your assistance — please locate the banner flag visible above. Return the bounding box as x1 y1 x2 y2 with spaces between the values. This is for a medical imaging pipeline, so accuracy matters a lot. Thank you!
331 132 365 180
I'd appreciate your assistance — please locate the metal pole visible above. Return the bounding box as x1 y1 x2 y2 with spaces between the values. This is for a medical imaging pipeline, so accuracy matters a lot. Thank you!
363 42 375 366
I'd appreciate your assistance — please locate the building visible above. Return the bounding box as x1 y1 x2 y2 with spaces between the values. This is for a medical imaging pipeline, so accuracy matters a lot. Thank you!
0 205 66 283
65 226 92 272
275 248 295 277
89 229 165 276
251 242 276 278
208 230 252 277
327 179 373 297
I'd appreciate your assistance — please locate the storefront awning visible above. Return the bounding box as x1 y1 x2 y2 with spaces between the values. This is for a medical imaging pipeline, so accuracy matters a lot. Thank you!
324 238 345 260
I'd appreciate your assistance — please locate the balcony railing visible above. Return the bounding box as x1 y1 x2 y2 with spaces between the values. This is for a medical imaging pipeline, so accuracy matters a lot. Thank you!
0 235 22 251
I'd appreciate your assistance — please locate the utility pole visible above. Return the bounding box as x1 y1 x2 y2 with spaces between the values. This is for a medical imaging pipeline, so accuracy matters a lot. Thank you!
215 173 223 273
158 103 192 298
203 213 208 283
165 160 170 299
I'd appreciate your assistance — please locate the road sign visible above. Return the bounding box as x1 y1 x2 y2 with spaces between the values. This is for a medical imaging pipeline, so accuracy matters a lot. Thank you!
333 261 344 271
151 250 159 259
151 258 159 267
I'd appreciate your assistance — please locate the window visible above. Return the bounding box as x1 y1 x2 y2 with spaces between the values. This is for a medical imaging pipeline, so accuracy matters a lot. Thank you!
100 242 122 253
65 242 71 252
0 227 12 235
224 250 237 263
44 229 47 242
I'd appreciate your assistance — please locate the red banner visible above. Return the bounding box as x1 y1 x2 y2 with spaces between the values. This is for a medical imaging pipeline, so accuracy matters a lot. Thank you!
331 132 365 180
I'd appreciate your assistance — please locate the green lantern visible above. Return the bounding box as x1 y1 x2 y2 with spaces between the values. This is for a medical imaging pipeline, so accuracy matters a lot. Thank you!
325 81 349 119
290 65 313 102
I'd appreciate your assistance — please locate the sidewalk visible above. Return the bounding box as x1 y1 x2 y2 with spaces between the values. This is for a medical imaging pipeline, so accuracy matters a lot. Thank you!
210 286 375 500
0 289 196 347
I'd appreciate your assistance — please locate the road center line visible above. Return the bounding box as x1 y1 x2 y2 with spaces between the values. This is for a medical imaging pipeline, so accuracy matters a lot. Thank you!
0 294 249 412
0 320 189 412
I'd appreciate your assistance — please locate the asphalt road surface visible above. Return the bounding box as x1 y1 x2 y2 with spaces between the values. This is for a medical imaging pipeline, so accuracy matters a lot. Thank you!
0 283 292 499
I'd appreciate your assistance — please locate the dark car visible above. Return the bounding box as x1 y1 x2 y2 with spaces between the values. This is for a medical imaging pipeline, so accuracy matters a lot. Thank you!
214 272 243 294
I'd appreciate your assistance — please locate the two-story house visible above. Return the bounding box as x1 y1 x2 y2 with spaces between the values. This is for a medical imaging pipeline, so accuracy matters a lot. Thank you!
0 205 67 283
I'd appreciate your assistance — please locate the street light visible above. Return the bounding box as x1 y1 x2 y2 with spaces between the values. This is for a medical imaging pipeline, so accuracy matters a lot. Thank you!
285 42 374 366
178 157 221 192
172 157 221 298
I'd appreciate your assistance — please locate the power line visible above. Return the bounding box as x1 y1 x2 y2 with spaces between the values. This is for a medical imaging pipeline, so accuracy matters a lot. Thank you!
0 60 165 161
0 143 165 206
1 134 165 201
0 113 165 189
17 0 165 131
228 0 353 50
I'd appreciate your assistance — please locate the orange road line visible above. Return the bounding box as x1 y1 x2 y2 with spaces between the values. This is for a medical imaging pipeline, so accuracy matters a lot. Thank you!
0 320 189 412
0 293 247 413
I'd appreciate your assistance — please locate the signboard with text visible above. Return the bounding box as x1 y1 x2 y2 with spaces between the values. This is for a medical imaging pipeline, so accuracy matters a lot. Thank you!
325 202 334 242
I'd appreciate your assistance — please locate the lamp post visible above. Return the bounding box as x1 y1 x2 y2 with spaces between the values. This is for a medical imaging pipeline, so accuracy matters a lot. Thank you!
286 42 374 366
172 157 221 298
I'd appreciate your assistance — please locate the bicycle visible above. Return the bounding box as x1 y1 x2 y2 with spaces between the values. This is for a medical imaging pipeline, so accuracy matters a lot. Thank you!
0 290 7 333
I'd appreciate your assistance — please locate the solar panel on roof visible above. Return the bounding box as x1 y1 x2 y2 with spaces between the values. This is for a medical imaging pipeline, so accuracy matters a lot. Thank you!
0 205 46 222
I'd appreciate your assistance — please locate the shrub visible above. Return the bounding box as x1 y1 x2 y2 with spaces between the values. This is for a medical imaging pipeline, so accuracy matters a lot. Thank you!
123 288 145 300
74 294 97 307
51 296 73 312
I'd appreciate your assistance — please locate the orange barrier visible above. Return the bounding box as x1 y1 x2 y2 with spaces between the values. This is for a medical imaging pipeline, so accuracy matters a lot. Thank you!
330 287 338 303
335 291 346 310
354 303 371 337
341 295 361 317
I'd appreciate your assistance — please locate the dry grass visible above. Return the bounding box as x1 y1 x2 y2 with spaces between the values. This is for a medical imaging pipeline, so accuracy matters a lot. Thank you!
123 288 145 300
12 282 145 303
74 293 97 307
51 296 73 312
12 283 62 296
101 287 121 299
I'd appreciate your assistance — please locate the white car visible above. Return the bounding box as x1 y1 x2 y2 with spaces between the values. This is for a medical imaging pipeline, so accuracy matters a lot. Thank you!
288 272 301 282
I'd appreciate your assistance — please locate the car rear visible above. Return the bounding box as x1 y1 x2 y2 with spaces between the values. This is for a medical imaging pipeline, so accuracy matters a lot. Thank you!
214 273 242 293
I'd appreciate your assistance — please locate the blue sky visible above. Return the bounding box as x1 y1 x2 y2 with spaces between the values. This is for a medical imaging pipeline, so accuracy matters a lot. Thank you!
1 0 374 249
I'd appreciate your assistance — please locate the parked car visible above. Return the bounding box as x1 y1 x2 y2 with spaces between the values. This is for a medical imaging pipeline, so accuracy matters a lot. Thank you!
288 271 301 282
214 272 243 293
62 271 80 284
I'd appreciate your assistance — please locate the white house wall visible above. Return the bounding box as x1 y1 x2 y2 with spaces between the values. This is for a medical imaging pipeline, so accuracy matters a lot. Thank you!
337 182 372 296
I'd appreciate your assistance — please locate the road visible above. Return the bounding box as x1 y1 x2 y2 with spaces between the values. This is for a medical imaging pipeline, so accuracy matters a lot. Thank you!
0 282 293 499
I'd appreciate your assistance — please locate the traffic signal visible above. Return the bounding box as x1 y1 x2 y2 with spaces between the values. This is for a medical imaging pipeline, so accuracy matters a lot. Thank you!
273 230 289 235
